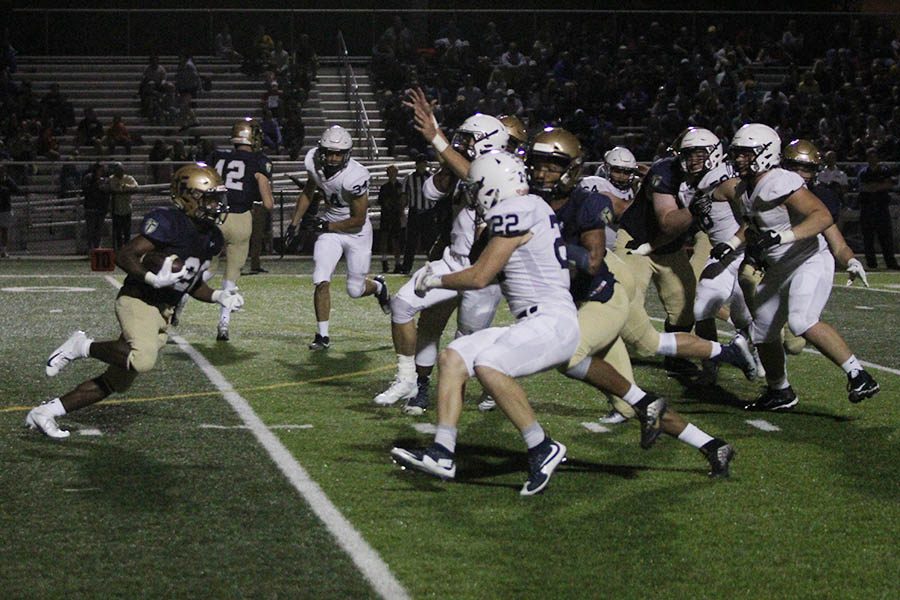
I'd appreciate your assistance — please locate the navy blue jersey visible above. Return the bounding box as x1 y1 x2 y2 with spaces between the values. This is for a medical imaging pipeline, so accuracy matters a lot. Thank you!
810 182 840 223
619 156 688 254
210 148 273 212
554 187 617 303
119 207 224 310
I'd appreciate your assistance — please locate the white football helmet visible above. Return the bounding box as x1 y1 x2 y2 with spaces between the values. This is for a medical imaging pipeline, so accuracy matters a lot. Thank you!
729 123 781 174
676 127 723 176
315 125 353 177
464 150 529 215
598 146 638 191
451 114 510 161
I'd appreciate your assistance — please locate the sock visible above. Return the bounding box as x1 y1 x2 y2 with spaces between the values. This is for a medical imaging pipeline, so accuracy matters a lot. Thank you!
46 397 67 416
417 374 430 386
374 279 384 294
78 335 93 358
219 309 231 327
767 375 790 390
522 422 546 450
841 355 863 377
398 354 415 380
317 321 329 337
434 424 457 453
708 341 722 359
677 423 714 449
656 333 678 356
622 383 646 406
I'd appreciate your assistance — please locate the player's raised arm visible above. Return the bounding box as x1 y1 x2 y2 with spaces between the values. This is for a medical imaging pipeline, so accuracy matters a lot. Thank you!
403 87 471 179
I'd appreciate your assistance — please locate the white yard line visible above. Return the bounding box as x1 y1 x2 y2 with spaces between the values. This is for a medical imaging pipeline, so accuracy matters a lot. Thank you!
745 419 781 432
102 275 409 600
581 422 612 433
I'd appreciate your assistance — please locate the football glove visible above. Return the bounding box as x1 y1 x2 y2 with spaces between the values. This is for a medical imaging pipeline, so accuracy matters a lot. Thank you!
212 288 245 312
413 263 442 298
626 242 653 256
144 255 187 289
710 242 737 262
284 224 298 249
689 194 712 219
750 229 793 252
301 217 329 233
846 258 869 288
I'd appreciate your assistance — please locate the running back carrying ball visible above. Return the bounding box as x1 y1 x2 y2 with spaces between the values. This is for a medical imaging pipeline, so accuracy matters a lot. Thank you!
141 251 185 274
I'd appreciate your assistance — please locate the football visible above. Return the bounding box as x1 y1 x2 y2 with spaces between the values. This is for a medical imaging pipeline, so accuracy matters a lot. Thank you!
141 251 185 274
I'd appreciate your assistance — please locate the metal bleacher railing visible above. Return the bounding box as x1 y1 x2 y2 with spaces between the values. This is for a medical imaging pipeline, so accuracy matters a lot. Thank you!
337 31 379 162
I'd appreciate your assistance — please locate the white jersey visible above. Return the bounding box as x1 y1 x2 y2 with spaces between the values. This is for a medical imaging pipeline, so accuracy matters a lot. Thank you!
738 168 827 268
424 174 478 266
578 175 632 249
483 194 574 316
304 148 371 224
695 163 741 244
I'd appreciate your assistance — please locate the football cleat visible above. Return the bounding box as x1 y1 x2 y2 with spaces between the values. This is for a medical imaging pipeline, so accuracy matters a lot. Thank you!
402 390 429 416
390 443 456 480
308 334 330 350
663 356 699 377
635 393 667 449
216 324 229 342
521 439 567 496
374 376 417 406
696 359 720 386
477 391 497 412
717 333 757 380
374 275 391 315
25 403 70 439
700 439 735 478
598 409 628 425
744 386 798 411
847 370 879 403
45 330 90 377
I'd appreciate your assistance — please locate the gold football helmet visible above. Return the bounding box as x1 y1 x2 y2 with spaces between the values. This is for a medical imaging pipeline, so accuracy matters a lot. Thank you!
783 139 822 168
171 163 228 223
499 114 528 156
526 127 583 198
230 118 263 151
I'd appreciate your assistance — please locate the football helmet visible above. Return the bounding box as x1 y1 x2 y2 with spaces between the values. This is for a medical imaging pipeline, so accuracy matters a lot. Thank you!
526 127 583 198
451 113 509 161
675 127 723 177
315 125 353 178
782 139 822 170
463 150 529 215
729 123 781 175
171 163 228 223
499 114 528 156
230 118 263 151
598 146 638 191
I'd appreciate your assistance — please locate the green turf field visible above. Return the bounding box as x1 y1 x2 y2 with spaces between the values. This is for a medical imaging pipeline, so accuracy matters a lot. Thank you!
2 259 898 599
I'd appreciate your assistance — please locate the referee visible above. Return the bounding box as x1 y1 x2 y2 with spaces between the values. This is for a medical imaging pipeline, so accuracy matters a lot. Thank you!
399 155 433 274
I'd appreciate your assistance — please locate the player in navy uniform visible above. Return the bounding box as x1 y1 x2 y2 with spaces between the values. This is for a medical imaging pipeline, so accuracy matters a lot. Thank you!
27 164 244 439
209 118 274 341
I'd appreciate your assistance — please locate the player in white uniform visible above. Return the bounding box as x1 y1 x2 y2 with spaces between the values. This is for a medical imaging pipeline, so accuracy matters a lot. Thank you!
581 146 639 250
391 151 577 496
285 126 390 350
711 124 880 410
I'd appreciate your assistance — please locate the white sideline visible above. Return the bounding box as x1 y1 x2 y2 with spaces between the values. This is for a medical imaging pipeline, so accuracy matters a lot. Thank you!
102 275 409 600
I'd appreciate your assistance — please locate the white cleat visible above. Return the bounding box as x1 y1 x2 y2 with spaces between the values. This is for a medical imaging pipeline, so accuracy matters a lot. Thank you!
477 392 497 412
373 377 417 406
45 330 90 377
25 404 70 439
598 409 628 425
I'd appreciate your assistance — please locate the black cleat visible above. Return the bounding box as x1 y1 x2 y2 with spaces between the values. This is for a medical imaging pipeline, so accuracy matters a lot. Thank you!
700 439 735 478
744 386 798 411
374 275 391 315
308 334 330 350
664 356 700 377
635 393 667 449
216 325 229 342
402 379 430 416
391 443 456 480
521 438 567 496
847 370 879 403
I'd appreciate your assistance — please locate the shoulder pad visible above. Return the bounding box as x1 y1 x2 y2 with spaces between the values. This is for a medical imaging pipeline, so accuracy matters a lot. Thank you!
342 161 370 196
752 169 805 204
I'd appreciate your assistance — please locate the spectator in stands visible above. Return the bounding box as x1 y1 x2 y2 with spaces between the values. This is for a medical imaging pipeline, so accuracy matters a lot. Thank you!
81 162 109 250
58 161 81 200
215 24 242 63
500 42 529 86
254 25 275 68
271 40 290 78
0 164 21 257
378 164 404 273
37 123 61 160
262 80 284 119
108 162 139 250
170 139 191 164
105 115 132 156
294 34 318 83
40 83 75 134
282 110 305 160
175 54 201 131
260 109 282 154
818 150 849 205
456 74 483 114
148 139 171 184
857 147 899 270
75 107 104 156
399 156 433 274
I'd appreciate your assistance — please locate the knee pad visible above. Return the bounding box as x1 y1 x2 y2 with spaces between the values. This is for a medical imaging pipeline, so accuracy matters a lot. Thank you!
782 324 809 354
562 356 591 380
390 295 417 324
346 274 366 298
127 348 159 374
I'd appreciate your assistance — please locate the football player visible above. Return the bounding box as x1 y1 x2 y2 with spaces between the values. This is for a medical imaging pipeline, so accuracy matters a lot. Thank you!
527 128 735 476
712 124 880 410
285 125 390 350
582 145 639 250
28 164 243 439
374 91 507 414
614 127 724 377
209 118 274 341
391 151 576 496
498 114 528 156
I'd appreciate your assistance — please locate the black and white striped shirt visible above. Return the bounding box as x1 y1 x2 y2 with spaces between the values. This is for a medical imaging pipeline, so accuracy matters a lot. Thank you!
403 170 431 212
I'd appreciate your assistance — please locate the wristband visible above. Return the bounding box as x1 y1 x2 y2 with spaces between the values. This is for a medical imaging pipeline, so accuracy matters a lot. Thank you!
425 274 443 289
779 229 796 244
431 114 440 130
431 134 449 154
144 271 157 286
724 235 741 250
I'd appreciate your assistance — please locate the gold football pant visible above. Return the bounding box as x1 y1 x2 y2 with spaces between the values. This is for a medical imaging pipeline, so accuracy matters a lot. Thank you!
218 210 252 282
101 295 170 393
